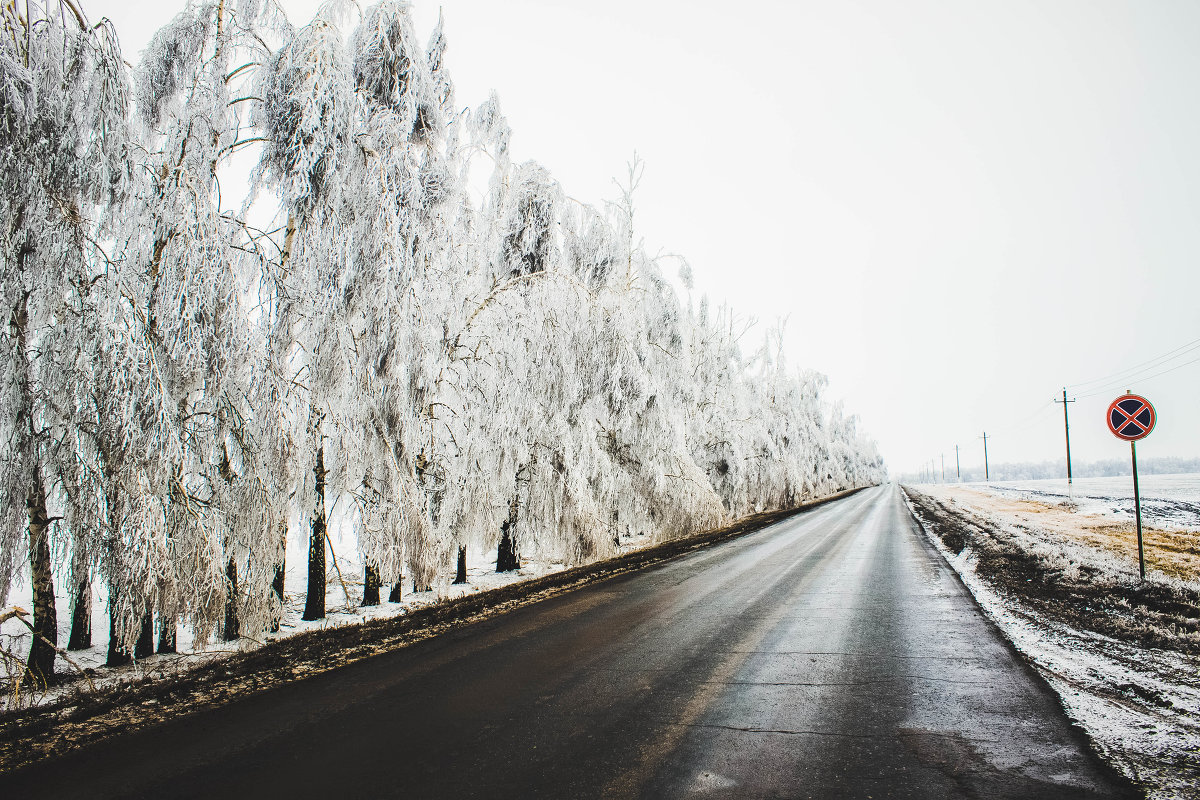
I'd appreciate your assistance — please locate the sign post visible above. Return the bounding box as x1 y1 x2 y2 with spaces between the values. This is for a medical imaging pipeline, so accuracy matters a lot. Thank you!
1106 392 1157 582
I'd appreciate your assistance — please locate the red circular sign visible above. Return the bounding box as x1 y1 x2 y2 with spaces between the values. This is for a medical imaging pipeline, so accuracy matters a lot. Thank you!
1107 394 1156 441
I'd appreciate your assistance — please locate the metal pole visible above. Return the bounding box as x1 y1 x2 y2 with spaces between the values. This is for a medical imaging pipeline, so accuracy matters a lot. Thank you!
1132 440 1145 582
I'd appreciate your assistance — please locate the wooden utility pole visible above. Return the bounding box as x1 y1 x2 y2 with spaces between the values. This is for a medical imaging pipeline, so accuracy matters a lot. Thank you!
981 432 990 481
955 445 960 480
941 453 945 482
1054 388 1075 496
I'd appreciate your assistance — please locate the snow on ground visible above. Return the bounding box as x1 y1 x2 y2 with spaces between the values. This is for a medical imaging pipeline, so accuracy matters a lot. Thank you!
953 473 1200 530
904 480 1200 800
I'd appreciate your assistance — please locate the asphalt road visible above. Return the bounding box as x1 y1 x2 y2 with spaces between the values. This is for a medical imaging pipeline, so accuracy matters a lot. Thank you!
5 484 1135 799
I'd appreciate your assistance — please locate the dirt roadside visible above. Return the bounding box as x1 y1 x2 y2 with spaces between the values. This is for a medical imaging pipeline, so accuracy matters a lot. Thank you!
0 486 866 774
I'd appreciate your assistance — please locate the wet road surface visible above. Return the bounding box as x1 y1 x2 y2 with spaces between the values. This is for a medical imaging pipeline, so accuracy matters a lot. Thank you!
4 485 1135 798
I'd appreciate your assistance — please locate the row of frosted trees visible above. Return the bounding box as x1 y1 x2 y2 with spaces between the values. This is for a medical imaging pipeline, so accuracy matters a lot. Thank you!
0 0 884 685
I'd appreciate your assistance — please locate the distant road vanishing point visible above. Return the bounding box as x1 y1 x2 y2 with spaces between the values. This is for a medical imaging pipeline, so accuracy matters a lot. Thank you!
5 485 1135 799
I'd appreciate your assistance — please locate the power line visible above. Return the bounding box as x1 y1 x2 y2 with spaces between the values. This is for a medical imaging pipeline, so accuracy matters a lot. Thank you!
1066 335 1200 391
1076 354 1200 399
913 335 1200 481
988 399 1056 436
1074 349 1200 396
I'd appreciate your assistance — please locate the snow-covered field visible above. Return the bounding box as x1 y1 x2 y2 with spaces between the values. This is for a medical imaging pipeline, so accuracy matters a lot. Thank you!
963 473 1200 530
905 479 1200 800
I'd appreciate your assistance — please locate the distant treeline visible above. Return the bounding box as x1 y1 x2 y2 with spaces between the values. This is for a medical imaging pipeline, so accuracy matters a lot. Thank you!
906 457 1200 484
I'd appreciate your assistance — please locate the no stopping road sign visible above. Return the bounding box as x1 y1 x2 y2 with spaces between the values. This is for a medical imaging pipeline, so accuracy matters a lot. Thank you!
1107 394 1156 442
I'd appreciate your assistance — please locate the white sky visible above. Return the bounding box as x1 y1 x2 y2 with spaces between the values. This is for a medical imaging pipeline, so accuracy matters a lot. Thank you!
91 0 1200 477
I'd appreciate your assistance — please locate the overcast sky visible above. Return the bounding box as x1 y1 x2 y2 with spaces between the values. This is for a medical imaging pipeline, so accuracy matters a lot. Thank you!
91 0 1200 478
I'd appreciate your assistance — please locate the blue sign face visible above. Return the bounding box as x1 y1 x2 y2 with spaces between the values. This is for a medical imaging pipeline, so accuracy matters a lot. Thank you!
1107 394 1155 441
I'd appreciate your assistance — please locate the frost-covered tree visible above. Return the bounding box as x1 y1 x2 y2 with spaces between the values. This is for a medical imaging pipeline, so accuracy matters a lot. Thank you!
101 0 283 657
254 0 467 615
0 0 885 685
341 0 463 599
0 0 133 683
254 2 356 621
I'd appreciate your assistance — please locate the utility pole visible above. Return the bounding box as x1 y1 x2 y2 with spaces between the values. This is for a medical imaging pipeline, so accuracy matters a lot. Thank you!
955 445 960 480
980 432 990 481
1054 388 1075 497
941 453 945 482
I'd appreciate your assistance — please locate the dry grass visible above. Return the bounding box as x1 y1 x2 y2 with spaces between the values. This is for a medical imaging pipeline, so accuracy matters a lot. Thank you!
921 485 1200 582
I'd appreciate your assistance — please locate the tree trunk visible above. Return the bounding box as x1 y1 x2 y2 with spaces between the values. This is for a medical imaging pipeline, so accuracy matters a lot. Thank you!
25 484 57 685
270 522 286 633
270 564 285 632
454 546 467 584
134 610 154 660
67 577 91 651
362 564 381 606
223 557 240 641
388 580 403 603
158 617 177 654
106 600 131 667
302 443 327 621
496 520 520 573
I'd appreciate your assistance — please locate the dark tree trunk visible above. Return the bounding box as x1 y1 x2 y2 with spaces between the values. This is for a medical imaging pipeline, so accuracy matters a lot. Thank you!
302 444 327 621
454 546 467 584
362 564 381 606
157 617 177 654
25 484 57 685
67 577 91 651
223 557 240 641
496 520 520 572
270 523 286 633
105 598 131 667
270 563 285 632
388 580 404 603
133 610 154 660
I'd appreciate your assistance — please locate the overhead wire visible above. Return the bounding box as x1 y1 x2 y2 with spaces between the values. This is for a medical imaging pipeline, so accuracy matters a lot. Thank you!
987 399 1057 436
1076 354 1200 399
911 332 1200 479
1066 335 1200 392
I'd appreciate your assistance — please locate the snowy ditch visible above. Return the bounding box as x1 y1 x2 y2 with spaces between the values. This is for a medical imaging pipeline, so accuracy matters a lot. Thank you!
903 485 1200 800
